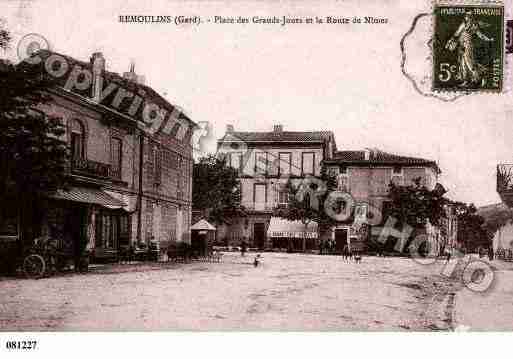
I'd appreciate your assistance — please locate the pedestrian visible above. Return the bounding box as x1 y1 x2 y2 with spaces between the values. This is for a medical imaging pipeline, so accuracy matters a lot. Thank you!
254 254 262 267
241 239 247 257
446 250 451 263
319 239 324 255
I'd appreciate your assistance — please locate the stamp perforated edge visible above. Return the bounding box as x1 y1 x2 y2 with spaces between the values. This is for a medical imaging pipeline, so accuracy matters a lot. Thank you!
431 0 507 94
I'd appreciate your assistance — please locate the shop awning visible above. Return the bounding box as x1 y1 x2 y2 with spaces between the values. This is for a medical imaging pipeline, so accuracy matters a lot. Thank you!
48 186 126 208
103 190 137 212
191 219 216 231
267 217 318 239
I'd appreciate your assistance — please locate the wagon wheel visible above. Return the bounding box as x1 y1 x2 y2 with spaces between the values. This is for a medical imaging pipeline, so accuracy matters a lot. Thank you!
23 254 46 279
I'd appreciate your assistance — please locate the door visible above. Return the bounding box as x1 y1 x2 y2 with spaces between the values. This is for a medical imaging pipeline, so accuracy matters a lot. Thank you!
335 228 348 253
67 205 87 256
254 223 266 249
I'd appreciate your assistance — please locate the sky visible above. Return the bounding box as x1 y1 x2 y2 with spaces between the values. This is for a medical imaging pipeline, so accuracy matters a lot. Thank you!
1 0 512 207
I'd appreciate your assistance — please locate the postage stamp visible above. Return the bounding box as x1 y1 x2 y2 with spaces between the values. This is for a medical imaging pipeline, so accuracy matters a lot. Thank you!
433 4 504 92
507 19 512 54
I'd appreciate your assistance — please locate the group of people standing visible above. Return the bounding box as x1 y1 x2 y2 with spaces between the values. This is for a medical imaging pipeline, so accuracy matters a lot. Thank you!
318 238 337 255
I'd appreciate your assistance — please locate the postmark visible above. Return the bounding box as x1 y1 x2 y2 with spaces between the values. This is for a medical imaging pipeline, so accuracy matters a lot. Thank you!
433 4 504 92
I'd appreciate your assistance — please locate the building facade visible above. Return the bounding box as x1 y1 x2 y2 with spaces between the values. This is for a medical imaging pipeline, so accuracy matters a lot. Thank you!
216 124 336 250
0 50 195 264
323 149 443 254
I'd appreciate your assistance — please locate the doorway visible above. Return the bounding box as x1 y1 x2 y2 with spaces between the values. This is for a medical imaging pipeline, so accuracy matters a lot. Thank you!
254 223 266 249
64 204 87 256
334 228 348 253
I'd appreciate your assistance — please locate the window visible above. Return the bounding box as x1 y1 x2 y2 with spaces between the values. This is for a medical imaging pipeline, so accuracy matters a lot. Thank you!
393 165 403 175
169 151 178 170
154 146 162 185
278 153 291 177
230 152 243 172
278 189 290 208
70 119 85 160
110 137 122 180
119 215 130 247
337 174 349 192
95 211 127 249
177 173 183 199
301 152 315 175
355 204 368 219
328 167 339 177
381 201 393 224
254 183 267 211
255 152 268 176
340 166 348 174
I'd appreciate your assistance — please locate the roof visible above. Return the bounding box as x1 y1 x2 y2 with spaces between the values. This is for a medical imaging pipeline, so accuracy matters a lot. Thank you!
325 149 440 172
191 219 216 231
219 130 334 143
19 50 196 129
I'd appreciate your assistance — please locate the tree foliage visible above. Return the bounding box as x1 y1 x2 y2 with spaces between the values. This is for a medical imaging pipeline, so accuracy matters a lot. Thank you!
387 177 447 228
273 170 338 231
192 155 242 224
452 202 492 251
0 60 69 199
480 205 513 235
0 19 10 51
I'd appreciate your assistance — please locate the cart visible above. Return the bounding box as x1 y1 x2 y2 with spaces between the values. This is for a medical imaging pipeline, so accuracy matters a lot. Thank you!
22 236 85 278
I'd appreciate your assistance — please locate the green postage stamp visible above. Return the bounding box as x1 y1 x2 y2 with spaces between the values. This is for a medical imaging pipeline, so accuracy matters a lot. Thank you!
433 2 504 92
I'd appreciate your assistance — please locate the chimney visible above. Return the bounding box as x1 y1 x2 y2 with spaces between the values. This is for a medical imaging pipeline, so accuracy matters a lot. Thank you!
364 149 370 161
90 52 105 102
226 124 234 133
273 124 283 133
123 61 143 83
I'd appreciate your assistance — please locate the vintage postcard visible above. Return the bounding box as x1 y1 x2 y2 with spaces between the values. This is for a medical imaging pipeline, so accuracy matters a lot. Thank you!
1 0 513 357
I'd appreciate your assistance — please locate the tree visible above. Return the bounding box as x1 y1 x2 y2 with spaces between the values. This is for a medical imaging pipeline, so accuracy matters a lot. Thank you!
192 155 242 225
0 19 10 50
453 202 492 252
273 170 337 251
1 40 69 244
387 177 447 253
480 205 513 235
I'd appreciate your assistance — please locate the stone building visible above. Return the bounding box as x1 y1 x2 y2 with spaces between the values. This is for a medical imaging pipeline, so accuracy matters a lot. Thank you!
216 124 336 250
0 50 195 263
323 149 443 253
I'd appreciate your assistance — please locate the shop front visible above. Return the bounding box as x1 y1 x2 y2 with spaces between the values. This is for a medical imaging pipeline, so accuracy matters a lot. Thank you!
46 186 131 263
267 217 318 252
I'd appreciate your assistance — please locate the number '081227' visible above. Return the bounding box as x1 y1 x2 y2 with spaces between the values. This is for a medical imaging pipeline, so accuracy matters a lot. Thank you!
5 341 37 350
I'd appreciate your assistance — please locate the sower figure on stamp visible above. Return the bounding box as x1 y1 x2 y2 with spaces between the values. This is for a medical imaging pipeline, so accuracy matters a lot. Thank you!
445 10 494 87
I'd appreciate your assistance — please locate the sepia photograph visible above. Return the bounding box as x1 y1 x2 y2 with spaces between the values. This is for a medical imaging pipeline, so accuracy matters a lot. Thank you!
0 0 512 357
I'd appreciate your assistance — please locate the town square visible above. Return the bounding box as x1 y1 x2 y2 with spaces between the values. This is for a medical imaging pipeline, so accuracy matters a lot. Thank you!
2 252 512 331
1 0 513 345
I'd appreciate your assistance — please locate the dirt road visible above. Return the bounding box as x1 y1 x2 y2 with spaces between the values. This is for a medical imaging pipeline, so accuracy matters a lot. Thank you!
0 253 461 331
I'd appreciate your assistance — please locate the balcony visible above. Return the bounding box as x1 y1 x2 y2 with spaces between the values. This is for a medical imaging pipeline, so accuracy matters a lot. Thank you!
497 164 513 207
71 157 112 180
243 203 276 212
